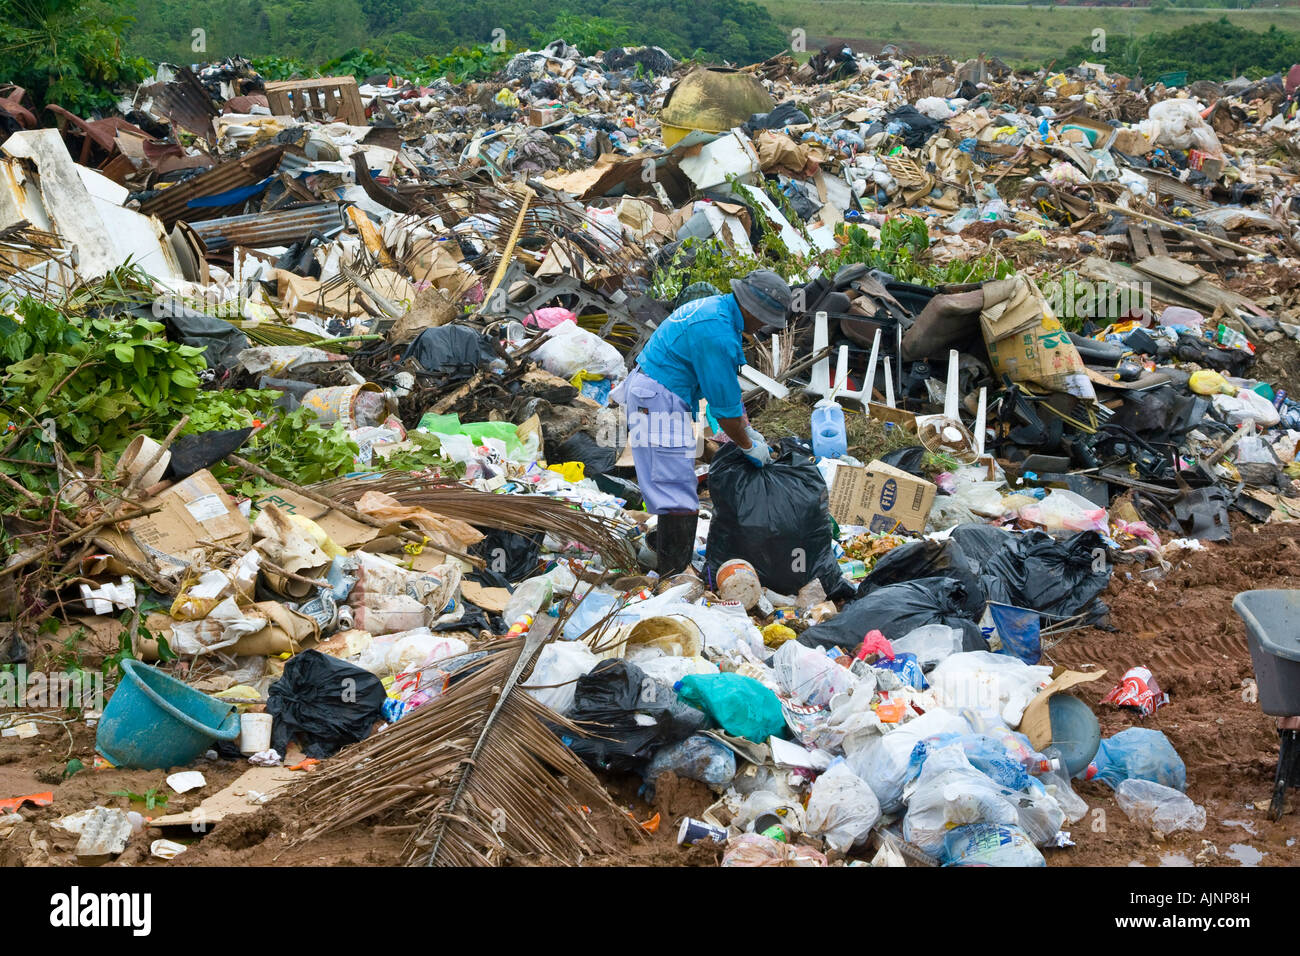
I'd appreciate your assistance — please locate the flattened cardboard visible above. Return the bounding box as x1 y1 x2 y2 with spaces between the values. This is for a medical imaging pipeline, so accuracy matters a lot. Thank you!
829 459 936 534
1018 667 1106 750
151 764 298 827
96 469 249 576
251 489 378 550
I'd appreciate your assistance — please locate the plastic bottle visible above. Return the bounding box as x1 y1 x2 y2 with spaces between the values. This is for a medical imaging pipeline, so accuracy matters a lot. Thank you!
503 575 554 625
1081 727 1186 791
811 401 848 459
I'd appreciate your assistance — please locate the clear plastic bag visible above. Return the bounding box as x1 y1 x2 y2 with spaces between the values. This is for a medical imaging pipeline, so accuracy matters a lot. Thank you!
721 834 827 867
772 640 859 708
645 734 736 790
892 624 964 672
804 760 881 853
845 708 970 813
902 745 1021 856
1115 779 1206 836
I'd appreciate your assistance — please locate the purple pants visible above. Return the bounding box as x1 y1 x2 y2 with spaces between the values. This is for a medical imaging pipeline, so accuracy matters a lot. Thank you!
612 368 699 514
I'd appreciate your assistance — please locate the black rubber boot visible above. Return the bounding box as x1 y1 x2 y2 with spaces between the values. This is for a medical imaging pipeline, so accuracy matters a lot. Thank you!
654 512 698 577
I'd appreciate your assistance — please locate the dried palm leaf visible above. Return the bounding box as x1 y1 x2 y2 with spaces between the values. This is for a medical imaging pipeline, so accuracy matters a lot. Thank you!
321 473 639 571
288 626 640 866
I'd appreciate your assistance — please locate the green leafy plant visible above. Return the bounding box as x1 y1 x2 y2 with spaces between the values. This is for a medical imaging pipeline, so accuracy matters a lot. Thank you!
110 786 168 810
0 0 151 113
0 299 206 461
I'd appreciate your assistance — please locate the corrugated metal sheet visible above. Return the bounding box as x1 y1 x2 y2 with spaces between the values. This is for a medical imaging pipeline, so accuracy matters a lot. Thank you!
140 67 219 143
191 202 346 252
137 142 287 228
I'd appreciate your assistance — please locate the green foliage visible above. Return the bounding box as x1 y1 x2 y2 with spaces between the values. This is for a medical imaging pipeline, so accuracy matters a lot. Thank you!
1061 18 1300 82
0 300 206 462
110 786 168 809
123 0 786 69
650 238 769 302
0 0 151 112
532 14 630 52
180 390 361 494
818 216 1013 285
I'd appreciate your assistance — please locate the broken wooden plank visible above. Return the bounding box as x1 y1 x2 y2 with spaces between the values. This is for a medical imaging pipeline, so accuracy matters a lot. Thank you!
1096 201 1258 257
1135 254 1200 287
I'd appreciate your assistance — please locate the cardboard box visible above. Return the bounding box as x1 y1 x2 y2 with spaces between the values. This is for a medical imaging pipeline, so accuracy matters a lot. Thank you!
829 459 936 534
96 469 250 576
1111 127 1153 156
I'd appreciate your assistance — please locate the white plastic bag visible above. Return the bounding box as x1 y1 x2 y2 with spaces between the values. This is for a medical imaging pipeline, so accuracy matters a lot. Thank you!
928 651 1053 726
522 640 600 715
628 648 719 687
805 761 881 853
902 745 1020 856
355 628 469 676
1115 779 1206 836
844 708 969 813
1214 389 1280 428
531 319 627 380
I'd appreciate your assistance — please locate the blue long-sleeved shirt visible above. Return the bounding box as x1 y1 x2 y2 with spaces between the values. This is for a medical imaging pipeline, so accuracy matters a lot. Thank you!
635 294 746 418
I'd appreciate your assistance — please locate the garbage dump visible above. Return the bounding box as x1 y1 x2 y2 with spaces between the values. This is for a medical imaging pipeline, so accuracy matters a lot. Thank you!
4 36 1300 872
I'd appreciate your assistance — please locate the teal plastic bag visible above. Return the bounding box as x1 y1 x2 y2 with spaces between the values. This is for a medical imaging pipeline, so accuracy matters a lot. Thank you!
675 673 785 743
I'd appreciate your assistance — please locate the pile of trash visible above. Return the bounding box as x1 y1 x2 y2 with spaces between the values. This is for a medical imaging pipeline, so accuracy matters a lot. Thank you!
3 37 1298 867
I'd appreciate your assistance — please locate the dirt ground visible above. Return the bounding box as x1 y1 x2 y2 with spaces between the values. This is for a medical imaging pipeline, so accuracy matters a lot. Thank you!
2 517 1297 867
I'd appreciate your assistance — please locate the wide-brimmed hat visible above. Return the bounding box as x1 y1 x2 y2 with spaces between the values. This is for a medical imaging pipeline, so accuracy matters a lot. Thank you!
730 269 792 331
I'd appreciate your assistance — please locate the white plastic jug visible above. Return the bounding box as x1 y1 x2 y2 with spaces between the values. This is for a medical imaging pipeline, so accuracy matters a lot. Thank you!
811 402 847 459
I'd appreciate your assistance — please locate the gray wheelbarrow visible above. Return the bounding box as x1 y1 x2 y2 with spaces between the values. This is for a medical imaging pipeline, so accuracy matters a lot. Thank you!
1232 589 1300 820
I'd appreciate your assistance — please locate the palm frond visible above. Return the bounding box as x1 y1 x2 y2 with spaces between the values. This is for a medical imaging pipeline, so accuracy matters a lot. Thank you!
288 631 641 866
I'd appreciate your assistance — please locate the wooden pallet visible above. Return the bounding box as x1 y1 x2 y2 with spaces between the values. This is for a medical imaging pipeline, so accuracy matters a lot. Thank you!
1127 222 1240 268
265 76 366 126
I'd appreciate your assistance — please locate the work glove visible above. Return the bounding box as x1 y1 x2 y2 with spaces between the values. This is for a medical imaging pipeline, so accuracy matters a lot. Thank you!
740 426 771 468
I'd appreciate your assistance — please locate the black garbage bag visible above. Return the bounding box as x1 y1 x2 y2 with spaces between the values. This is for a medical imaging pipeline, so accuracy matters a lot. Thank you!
879 445 928 476
980 529 1112 621
163 428 253 481
153 305 249 372
705 438 853 600
402 326 495 376
469 528 542 587
798 576 988 651
883 104 943 148
556 430 618 477
267 650 387 759
556 659 707 774
860 524 1112 624
745 100 811 131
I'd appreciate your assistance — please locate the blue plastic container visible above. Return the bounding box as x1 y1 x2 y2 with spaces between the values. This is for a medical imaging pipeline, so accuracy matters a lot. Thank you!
96 659 240 769
811 402 847 459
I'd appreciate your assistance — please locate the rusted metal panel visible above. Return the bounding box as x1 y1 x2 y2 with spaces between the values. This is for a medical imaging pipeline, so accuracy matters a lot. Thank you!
139 67 219 143
137 142 287 228
190 202 346 252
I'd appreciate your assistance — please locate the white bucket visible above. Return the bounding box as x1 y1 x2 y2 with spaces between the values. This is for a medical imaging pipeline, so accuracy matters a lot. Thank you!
119 434 171 487
238 713 273 754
